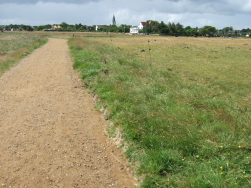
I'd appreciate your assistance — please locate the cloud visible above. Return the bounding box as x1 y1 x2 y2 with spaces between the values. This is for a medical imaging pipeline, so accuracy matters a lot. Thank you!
0 0 250 29
0 0 99 4
0 2 106 25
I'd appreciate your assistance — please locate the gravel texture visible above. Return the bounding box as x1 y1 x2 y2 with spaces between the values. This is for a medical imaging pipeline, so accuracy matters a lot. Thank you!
0 38 136 188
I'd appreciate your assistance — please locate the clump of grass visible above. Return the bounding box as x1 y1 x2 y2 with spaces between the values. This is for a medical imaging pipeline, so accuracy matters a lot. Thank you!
0 32 48 75
68 36 251 187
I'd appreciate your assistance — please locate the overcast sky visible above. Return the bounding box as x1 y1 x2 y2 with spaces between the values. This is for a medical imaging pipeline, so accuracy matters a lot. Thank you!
0 0 250 29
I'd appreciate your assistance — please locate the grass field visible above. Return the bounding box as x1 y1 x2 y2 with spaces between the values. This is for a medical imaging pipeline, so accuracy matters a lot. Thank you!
0 32 48 75
68 34 251 187
1 31 250 187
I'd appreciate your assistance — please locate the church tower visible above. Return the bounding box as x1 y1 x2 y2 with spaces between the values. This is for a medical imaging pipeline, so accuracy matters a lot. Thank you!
112 15 116 25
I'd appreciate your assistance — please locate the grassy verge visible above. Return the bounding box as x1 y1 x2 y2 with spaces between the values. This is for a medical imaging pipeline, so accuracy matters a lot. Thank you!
68 35 251 187
0 32 48 76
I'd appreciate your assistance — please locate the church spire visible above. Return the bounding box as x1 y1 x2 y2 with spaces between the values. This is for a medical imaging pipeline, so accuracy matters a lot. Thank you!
112 15 116 25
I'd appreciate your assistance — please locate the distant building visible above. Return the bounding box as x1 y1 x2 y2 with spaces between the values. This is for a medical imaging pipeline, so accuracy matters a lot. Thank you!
52 24 62 30
130 22 148 34
11 25 21 31
227 30 242 36
96 25 109 31
112 15 116 25
138 22 147 30
86 26 94 31
130 27 139 34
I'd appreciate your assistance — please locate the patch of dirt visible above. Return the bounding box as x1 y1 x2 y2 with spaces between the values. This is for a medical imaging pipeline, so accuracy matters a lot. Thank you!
0 38 137 187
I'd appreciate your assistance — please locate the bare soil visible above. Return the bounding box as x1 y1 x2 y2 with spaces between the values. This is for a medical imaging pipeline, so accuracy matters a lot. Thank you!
0 38 137 187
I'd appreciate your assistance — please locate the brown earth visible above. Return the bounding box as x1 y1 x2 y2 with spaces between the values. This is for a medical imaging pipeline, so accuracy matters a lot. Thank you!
0 38 137 187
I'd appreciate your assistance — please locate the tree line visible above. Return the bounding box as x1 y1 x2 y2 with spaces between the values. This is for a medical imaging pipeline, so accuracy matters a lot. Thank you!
1 21 250 37
140 21 250 37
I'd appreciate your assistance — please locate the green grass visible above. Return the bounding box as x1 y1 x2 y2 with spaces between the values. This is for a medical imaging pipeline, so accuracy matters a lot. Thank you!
68 35 251 187
0 32 48 75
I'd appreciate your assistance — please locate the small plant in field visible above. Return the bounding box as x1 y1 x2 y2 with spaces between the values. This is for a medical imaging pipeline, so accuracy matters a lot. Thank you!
148 40 152 64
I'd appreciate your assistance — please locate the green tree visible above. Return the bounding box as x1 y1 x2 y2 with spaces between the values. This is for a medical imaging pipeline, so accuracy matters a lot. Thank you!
220 26 233 36
75 23 83 30
26 25 34 31
118 24 131 33
9 24 13 30
175 23 184 35
240 28 250 37
199 25 216 36
35 25 45 31
45 24 52 30
107 24 117 32
60 22 68 29
167 22 177 35
159 21 169 34
20 25 34 31
20 25 26 31
35 24 51 31
4 25 11 31
184 26 198 36
145 20 160 34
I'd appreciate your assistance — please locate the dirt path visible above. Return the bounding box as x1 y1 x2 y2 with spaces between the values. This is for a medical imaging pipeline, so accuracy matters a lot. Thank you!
0 38 137 187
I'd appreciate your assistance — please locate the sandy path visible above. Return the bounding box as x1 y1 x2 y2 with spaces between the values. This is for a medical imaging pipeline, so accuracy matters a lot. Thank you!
0 38 136 187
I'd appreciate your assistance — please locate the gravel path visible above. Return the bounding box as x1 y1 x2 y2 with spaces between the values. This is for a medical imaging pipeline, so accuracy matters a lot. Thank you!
0 38 136 187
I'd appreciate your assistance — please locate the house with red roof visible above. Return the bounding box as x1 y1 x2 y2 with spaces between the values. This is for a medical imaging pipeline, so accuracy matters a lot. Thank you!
130 22 148 34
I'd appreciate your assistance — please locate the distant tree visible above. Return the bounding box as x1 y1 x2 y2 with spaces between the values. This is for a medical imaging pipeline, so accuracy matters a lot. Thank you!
108 24 118 32
152 21 160 33
45 24 52 30
221 26 234 36
21 25 34 31
4 25 11 31
159 21 169 34
145 20 160 34
35 24 51 31
184 26 198 36
118 24 131 33
10 24 21 31
199 25 216 36
241 28 251 36
66 25 74 31
9 24 13 30
184 26 191 32
167 22 176 35
241 28 248 33
75 23 82 30
60 22 68 29
20 25 26 31
175 23 184 35
35 25 45 31
26 25 34 31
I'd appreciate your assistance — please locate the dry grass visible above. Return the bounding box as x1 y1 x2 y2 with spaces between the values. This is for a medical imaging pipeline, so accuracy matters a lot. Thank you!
0 32 48 75
88 35 251 104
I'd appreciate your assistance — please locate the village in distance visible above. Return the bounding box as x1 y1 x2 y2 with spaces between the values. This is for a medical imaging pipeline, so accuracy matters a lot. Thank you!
0 15 250 37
